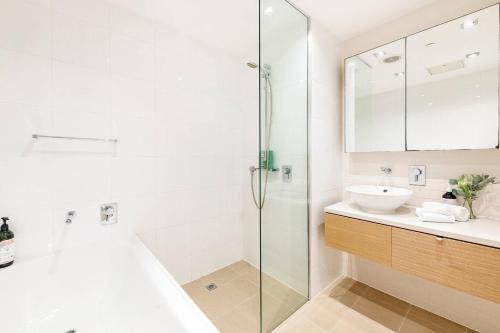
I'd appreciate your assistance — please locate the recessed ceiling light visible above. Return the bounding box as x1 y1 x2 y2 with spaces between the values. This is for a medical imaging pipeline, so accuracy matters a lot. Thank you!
373 50 386 58
394 72 405 77
465 52 480 59
425 42 436 47
383 55 401 63
264 7 274 16
461 18 479 29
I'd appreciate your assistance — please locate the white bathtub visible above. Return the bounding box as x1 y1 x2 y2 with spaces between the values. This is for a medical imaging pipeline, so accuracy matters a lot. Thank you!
0 236 218 333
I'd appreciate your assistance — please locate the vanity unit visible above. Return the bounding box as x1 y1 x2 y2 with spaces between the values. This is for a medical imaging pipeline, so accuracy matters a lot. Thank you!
324 201 500 304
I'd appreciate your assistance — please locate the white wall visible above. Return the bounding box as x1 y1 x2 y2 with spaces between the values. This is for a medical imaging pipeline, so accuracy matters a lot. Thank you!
341 0 500 332
309 21 344 297
0 0 257 285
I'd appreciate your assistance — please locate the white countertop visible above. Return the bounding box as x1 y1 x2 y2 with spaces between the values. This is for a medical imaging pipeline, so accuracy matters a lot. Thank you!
325 201 500 249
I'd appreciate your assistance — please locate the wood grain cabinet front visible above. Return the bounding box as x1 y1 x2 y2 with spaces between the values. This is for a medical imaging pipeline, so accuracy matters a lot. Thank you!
324 213 500 304
392 227 500 304
324 213 392 266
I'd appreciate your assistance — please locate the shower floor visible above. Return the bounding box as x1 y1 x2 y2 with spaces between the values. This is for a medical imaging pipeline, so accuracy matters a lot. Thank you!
182 261 307 333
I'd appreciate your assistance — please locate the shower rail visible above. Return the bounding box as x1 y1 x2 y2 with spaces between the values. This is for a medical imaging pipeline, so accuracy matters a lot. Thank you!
32 134 119 143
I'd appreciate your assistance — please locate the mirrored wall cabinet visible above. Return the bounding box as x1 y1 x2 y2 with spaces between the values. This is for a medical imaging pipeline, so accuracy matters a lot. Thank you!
344 4 499 152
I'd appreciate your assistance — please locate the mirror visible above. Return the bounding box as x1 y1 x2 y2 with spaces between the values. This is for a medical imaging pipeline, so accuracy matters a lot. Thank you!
406 4 499 150
345 39 406 152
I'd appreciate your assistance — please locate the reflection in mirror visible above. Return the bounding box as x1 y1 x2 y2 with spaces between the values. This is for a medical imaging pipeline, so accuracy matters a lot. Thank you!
345 39 406 152
407 4 499 150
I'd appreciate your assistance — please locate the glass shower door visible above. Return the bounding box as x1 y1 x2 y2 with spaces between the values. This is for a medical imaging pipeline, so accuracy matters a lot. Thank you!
259 0 309 331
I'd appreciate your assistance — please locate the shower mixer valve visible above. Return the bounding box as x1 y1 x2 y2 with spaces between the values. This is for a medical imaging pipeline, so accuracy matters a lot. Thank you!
282 165 292 183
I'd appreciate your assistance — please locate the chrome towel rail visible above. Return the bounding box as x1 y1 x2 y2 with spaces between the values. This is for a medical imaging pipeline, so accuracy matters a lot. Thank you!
32 134 119 143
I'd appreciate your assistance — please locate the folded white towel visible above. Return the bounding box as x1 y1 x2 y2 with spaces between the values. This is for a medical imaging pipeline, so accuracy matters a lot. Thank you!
416 208 456 223
422 202 469 222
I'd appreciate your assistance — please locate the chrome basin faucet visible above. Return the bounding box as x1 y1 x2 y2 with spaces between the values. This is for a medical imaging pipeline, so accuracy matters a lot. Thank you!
380 166 392 187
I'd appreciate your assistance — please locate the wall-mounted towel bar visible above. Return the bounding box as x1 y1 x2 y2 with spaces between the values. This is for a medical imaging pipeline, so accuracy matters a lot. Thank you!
32 134 119 143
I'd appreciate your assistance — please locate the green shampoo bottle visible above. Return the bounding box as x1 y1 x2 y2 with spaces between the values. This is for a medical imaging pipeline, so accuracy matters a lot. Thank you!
0 217 14 269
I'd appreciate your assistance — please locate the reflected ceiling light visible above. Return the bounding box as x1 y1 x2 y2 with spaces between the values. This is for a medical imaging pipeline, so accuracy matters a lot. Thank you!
394 72 405 77
465 52 480 59
264 7 274 16
461 18 479 29
347 61 355 67
373 50 386 58
425 42 436 47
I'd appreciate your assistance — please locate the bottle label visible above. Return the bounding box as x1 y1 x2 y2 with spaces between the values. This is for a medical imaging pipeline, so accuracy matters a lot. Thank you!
0 239 14 265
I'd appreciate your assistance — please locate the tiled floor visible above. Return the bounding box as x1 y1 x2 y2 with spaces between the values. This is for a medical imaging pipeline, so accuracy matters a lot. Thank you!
182 260 308 333
274 277 477 333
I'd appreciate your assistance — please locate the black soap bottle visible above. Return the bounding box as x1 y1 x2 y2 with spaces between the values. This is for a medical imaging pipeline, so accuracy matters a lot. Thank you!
0 217 14 268
442 185 457 205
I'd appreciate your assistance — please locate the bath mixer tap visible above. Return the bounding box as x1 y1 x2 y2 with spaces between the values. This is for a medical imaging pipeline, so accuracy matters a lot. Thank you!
65 211 76 224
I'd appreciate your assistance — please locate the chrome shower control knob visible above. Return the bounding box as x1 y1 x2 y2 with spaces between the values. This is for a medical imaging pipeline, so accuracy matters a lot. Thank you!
100 203 118 225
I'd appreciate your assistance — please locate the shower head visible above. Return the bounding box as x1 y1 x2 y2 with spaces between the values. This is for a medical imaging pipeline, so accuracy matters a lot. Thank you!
246 62 271 78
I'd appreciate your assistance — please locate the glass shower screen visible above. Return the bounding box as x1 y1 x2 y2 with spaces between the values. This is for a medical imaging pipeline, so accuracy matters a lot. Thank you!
259 0 309 331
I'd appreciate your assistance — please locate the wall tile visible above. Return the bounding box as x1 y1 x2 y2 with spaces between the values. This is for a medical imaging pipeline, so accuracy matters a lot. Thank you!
110 33 155 80
52 13 110 71
0 0 51 57
52 0 110 28
1 0 252 287
111 74 154 118
52 61 111 113
0 49 51 105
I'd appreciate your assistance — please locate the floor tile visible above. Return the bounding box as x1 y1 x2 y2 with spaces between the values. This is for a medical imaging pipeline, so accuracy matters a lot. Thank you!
399 306 467 333
351 288 410 331
229 260 259 276
275 277 468 333
327 277 368 307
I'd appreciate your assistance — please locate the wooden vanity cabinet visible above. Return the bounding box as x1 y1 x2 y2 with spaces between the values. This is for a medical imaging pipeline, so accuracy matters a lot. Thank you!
324 213 500 304
324 213 392 266
392 228 500 304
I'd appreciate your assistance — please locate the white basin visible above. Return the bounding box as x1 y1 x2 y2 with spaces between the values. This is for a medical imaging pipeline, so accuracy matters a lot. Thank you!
346 185 413 213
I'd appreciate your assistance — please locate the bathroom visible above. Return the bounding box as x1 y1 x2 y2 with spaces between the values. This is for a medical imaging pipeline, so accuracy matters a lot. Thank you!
0 0 499 332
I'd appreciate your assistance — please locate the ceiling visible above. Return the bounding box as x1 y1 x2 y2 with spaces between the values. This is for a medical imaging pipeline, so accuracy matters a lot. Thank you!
291 0 438 40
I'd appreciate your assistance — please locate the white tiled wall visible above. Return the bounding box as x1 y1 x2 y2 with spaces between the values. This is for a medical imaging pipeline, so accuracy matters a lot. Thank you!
309 21 344 297
0 0 257 285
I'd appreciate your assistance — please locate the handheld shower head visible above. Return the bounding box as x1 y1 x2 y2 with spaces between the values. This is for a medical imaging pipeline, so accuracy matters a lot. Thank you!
246 62 271 78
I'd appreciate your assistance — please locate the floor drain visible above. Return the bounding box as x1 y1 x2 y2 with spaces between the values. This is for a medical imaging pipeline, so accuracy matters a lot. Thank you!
206 283 218 291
